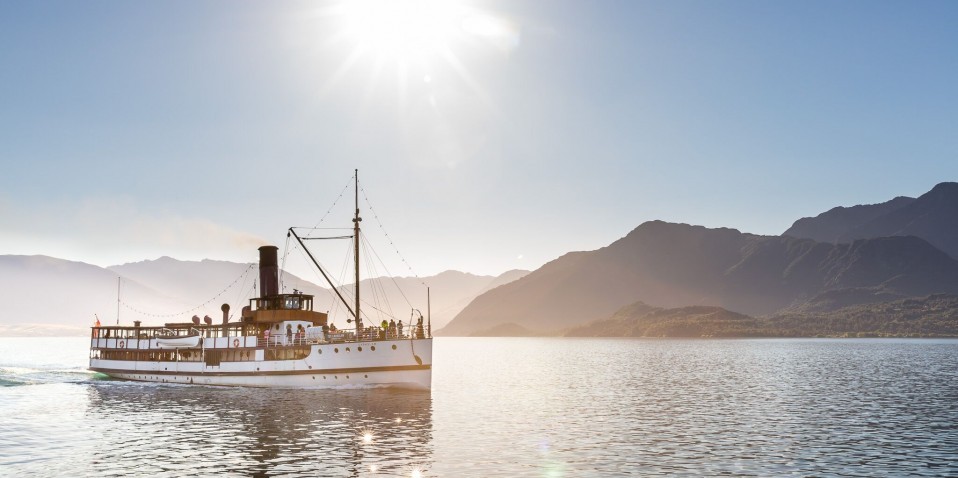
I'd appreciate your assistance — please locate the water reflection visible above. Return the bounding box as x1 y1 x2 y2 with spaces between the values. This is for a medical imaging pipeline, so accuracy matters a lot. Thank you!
85 383 433 477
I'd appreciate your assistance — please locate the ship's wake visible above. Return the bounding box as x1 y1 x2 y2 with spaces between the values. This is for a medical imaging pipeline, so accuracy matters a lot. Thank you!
0 366 98 387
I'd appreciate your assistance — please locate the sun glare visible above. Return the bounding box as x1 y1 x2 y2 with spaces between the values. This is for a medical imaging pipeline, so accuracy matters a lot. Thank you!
339 0 462 61
330 0 518 65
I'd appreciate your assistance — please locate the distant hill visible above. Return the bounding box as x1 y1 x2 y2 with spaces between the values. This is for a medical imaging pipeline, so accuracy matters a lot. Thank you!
767 294 958 337
566 302 759 337
440 221 958 336
0 255 183 335
785 182 958 258
0 255 526 336
565 295 958 338
332 269 529 330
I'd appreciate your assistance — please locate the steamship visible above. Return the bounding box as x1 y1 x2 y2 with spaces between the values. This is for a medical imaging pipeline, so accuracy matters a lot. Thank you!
88 172 433 389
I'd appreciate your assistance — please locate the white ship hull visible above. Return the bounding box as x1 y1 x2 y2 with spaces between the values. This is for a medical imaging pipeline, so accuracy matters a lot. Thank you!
89 337 432 390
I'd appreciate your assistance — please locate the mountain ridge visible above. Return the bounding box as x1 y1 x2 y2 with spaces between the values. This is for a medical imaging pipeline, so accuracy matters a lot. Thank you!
440 220 958 336
785 182 958 259
0 255 527 335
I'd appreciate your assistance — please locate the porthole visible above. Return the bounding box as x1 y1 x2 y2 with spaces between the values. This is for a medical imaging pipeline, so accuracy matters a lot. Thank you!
371 345 376 351
346 347 350 352
364 374 368 378
318 349 323 354
346 375 350 379
357 347 362 352
391 345 397 350
335 348 339 353
324 376 327 379
308 365 312 369
312 376 315 380
335 375 338 379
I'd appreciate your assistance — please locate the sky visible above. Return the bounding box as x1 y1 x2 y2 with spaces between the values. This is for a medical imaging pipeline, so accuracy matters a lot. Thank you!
1 0 957 279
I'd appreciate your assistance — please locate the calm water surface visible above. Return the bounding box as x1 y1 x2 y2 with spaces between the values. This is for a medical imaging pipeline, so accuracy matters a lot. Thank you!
1 337 957 476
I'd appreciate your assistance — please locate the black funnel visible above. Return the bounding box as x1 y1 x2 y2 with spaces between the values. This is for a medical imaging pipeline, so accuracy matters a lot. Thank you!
258 245 279 298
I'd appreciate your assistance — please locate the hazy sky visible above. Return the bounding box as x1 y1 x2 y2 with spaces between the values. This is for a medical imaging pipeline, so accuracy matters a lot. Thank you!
1 0 956 278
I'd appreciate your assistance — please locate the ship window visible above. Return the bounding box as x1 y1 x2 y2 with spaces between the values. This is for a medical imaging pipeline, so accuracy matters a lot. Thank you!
370 346 375 351
357 347 362 352
334 348 339 353
392 345 397 350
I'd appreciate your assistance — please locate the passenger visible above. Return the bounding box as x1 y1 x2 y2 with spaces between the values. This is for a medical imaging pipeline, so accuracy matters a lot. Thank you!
389 319 397 338
381 319 388 340
322 323 329 341
286 324 293 343
397 320 404 338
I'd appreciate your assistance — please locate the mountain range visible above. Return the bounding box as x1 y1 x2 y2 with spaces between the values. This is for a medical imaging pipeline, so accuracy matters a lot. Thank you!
441 182 958 337
0 255 527 336
5 181 956 338
784 182 958 259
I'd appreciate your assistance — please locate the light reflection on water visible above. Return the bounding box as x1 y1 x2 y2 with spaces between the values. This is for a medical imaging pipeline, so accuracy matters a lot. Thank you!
2 337 958 476
85 385 433 477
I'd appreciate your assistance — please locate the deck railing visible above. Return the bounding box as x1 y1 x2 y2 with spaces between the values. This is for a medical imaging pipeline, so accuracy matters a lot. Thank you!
91 325 431 350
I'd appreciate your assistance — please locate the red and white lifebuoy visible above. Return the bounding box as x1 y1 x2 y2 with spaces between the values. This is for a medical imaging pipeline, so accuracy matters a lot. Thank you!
233 338 240 348
118 340 126 349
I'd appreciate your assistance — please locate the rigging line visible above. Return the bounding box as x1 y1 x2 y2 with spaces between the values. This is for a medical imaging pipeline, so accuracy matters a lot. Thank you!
284 229 352 261
290 245 354 329
282 173 352 267
231 261 255 316
361 303 398 321
361 237 389 323
359 237 377 322
364 234 410 311
119 264 256 318
361 235 396 322
293 227 353 230
359 182 429 289
292 246 340 316
310 175 354 230
301 235 354 240
323 237 355 325
318 245 402 323
362 233 415 311
280 233 292 292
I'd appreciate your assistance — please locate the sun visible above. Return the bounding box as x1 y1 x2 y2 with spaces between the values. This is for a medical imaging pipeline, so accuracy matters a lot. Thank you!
322 0 518 73
338 0 463 63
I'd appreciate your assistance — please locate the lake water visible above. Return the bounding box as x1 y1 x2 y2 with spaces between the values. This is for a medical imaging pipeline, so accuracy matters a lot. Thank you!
1 337 957 477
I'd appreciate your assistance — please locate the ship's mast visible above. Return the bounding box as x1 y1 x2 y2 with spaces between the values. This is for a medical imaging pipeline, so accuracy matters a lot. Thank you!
353 169 363 330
